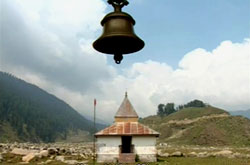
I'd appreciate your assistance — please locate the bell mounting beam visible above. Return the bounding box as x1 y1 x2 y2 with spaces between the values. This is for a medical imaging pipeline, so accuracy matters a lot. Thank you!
107 0 129 12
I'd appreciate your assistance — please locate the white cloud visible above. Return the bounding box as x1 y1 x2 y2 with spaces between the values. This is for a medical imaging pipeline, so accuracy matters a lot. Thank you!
175 39 250 109
0 0 113 93
96 39 250 121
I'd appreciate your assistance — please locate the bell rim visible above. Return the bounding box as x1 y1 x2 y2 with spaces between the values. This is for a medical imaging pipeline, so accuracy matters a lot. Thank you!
93 34 145 55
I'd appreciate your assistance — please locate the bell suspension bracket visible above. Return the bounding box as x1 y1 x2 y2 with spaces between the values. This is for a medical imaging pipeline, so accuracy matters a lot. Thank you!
107 0 129 12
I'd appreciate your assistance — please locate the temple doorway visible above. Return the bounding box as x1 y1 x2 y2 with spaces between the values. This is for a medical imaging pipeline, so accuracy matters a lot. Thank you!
121 136 132 153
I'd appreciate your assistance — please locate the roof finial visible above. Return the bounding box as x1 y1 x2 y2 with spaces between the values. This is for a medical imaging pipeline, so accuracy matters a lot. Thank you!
125 91 128 98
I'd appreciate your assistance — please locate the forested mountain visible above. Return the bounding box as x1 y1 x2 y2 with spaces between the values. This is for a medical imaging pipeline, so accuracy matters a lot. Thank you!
0 71 104 142
141 106 250 146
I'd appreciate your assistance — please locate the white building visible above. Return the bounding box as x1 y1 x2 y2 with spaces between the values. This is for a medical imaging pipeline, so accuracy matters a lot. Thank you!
95 93 159 163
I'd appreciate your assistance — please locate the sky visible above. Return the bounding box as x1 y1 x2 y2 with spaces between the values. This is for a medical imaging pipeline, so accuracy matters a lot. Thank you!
0 0 249 123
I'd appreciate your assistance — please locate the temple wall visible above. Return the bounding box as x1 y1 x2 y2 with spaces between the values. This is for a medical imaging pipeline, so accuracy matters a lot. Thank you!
96 136 121 163
96 136 157 163
132 136 157 162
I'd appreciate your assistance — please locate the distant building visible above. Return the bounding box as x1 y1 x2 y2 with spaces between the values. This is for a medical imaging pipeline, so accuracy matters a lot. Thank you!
95 93 159 163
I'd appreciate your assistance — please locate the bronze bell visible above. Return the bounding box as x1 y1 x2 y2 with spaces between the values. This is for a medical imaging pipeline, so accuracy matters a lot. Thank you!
93 0 145 64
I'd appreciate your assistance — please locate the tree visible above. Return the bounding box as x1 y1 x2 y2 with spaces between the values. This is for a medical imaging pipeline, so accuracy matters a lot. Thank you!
156 99 206 117
157 104 165 117
177 105 184 111
164 103 176 115
185 100 205 108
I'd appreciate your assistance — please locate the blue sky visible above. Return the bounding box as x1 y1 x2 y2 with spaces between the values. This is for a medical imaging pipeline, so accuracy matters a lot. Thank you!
106 0 250 68
1 0 249 122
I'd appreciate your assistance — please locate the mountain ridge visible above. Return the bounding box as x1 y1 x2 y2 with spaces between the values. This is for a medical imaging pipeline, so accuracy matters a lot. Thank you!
0 71 105 143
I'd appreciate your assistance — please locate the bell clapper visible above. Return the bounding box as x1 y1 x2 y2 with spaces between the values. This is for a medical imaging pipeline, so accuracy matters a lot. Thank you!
114 53 123 64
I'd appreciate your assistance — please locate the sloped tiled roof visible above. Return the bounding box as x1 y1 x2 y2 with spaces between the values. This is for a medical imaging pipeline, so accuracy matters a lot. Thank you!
95 122 159 137
115 94 138 118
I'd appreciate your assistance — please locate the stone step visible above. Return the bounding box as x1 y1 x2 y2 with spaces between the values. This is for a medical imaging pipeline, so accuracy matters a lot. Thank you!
119 153 135 163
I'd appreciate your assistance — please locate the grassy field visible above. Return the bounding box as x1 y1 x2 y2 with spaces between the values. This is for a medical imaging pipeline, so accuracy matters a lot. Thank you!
95 158 249 165
94 158 250 165
1 144 250 165
157 157 250 165
1 155 249 165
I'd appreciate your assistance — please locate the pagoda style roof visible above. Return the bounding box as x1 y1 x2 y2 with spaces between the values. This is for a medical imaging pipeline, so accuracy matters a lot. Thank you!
115 93 138 118
95 122 159 137
95 93 160 137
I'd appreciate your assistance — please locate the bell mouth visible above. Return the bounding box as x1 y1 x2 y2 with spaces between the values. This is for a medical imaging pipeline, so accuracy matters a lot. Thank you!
93 34 144 55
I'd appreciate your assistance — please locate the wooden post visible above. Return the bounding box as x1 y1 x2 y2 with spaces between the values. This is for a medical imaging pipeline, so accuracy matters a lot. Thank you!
93 99 96 164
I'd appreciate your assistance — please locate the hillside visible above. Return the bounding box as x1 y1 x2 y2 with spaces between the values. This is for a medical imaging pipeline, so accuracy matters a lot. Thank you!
141 107 250 147
0 71 104 143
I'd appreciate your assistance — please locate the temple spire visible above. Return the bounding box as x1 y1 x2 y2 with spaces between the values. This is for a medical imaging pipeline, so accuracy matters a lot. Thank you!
114 93 138 122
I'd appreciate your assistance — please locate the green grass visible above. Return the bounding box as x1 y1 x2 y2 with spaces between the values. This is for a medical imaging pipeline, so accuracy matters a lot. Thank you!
174 116 250 146
157 157 250 165
157 145 250 159
1 153 249 165
92 157 250 165
1 153 90 165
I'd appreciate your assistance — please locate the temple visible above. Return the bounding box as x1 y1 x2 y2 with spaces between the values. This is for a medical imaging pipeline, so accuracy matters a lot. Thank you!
95 93 159 163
